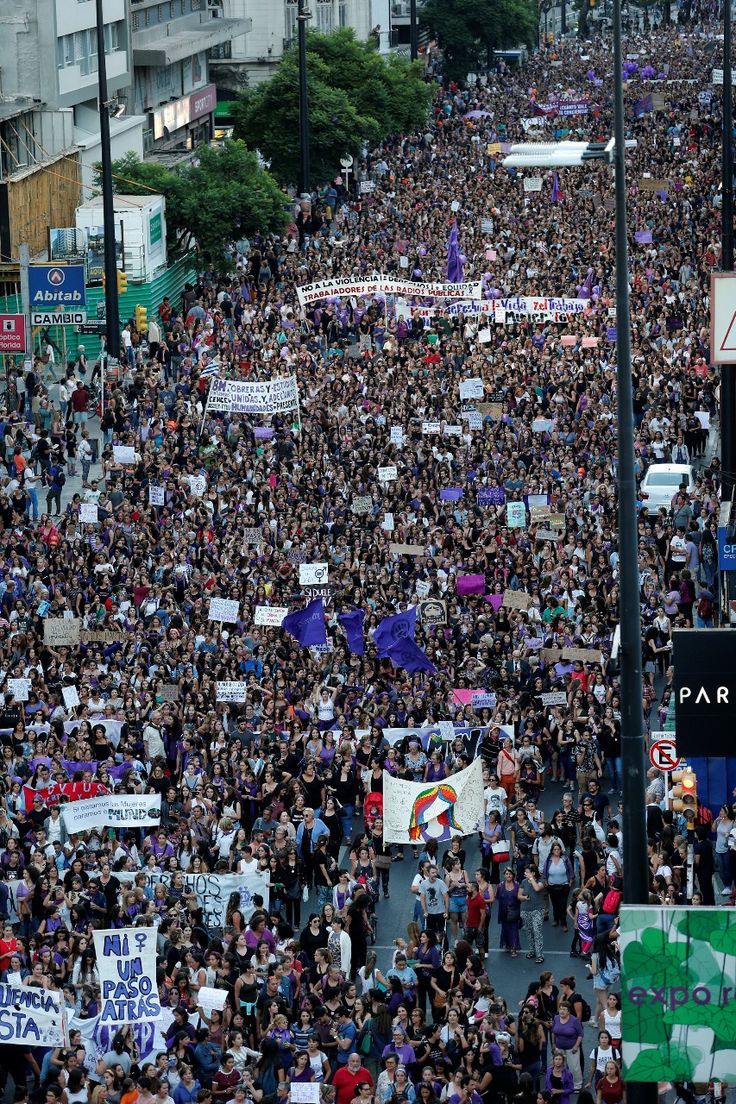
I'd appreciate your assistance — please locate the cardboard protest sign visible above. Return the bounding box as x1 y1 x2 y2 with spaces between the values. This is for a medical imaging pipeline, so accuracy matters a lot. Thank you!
0 984 65 1046
540 691 567 706
241 528 263 546
6 679 30 702
208 598 239 623
541 647 564 663
79 503 99 524
419 599 447 625
148 485 165 506
535 528 563 542
196 987 228 1012
94 928 161 1026
562 647 603 665
112 446 136 465
506 501 526 528
43 618 81 646
390 427 404 447
389 543 425 556
351 496 373 514
299 563 329 586
254 606 289 627
159 685 179 702
502 589 533 611
62 685 80 710
378 465 398 482
215 682 247 703
382 513 395 532
459 378 484 400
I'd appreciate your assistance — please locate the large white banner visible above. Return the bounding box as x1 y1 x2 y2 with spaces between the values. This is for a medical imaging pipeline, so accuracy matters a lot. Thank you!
207 376 299 414
0 984 65 1046
69 1007 174 1067
117 870 269 930
412 296 589 321
93 928 161 1026
296 275 484 307
61 793 161 833
382 758 484 845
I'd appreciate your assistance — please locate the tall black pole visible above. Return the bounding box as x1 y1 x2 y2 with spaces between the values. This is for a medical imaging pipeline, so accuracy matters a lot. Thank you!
95 0 120 358
409 0 418 61
722 0 735 519
561 0 567 34
613 0 655 1096
297 0 311 196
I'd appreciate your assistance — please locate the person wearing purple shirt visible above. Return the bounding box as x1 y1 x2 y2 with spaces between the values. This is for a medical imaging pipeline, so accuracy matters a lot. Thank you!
551 1003 584 1090
381 1027 416 1067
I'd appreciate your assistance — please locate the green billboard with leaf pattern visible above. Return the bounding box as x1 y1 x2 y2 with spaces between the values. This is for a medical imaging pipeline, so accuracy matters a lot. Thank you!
620 906 736 1083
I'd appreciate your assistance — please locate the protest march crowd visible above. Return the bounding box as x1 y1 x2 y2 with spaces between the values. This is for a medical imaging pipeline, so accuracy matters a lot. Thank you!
0 6 733 1104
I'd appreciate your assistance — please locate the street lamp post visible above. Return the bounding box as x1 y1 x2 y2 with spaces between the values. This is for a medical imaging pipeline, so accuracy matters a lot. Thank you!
297 0 311 196
95 0 120 359
410 0 418 61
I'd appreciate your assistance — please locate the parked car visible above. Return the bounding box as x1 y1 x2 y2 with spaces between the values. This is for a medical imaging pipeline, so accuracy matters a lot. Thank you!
639 462 696 512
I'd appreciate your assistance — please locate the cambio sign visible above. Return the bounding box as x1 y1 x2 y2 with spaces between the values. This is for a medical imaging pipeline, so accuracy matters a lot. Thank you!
673 629 736 756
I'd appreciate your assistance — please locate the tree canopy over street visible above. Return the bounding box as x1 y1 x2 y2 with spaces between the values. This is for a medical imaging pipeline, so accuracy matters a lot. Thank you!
232 29 431 187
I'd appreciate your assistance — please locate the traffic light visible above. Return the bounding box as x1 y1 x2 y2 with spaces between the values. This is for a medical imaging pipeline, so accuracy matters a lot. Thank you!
134 305 148 332
117 270 128 294
671 767 698 826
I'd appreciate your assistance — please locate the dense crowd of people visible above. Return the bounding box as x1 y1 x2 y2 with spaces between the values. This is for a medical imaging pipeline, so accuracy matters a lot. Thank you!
0 7 732 1104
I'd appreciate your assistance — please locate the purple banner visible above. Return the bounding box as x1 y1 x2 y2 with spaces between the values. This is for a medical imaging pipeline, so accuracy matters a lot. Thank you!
634 230 653 244
440 487 464 502
477 487 506 506
255 427 274 439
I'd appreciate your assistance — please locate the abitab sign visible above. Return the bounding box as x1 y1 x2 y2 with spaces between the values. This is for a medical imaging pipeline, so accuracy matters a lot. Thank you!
29 264 86 309
620 906 736 1083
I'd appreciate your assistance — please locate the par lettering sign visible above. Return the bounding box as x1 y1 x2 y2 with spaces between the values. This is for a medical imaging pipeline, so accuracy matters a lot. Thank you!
673 629 735 756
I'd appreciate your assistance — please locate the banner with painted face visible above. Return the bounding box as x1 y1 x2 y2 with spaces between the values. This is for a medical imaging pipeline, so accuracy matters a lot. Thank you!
382 758 484 845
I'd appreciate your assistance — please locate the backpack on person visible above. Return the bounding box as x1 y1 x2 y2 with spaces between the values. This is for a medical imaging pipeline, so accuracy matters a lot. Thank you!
56 469 66 487
576 993 592 1023
697 593 713 620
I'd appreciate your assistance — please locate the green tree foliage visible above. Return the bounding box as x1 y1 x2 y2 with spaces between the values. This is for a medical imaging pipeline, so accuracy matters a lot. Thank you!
178 141 288 264
104 143 287 266
232 29 431 187
421 0 536 81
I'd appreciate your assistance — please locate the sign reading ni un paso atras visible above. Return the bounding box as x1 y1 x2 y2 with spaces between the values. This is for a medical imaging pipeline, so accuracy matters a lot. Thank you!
673 629 736 757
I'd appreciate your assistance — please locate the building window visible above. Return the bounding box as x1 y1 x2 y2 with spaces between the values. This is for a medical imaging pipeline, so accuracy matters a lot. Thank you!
339 0 347 26
315 0 334 33
131 11 139 30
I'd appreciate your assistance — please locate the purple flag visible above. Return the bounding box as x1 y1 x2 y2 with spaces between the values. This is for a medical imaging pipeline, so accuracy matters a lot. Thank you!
457 573 485 596
439 487 464 502
338 609 364 656
550 173 560 203
373 607 417 658
384 637 436 675
607 326 617 342
446 219 465 284
282 598 326 648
